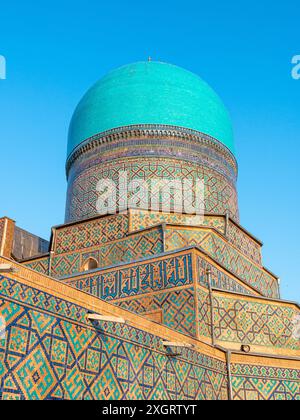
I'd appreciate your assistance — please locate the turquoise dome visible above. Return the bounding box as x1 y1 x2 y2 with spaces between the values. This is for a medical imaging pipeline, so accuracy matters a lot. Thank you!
68 61 234 157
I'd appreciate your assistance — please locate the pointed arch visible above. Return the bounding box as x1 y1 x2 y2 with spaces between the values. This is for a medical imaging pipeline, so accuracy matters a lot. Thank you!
81 257 98 272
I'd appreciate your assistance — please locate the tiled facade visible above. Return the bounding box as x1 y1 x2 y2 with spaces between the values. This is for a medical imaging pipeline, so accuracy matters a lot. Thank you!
227 220 262 266
115 288 197 338
197 253 257 296
129 210 262 266
51 226 164 277
23 211 272 297
0 269 229 400
164 226 278 298
14 192 299 401
23 256 50 275
0 261 299 400
0 108 299 400
54 214 129 254
62 249 300 358
66 158 238 223
65 126 239 223
231 361 300 400
213 292 300 352
65 252 193 301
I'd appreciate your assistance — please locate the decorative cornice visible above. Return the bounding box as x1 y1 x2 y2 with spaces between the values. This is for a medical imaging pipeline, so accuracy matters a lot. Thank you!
66 124 238 178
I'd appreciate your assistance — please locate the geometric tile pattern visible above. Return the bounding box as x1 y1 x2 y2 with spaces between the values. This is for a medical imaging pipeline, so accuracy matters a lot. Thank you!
65 254 193 301
129 210 225 233
25 212 263 282
129 210 261 266
197 288 212 339
197 255 256 296
65 157 239 223
62 249 297 355
213 294 300 350
227 221 262 265
232 364 300 400
66 125 238 186
54 214 129 254
51 254 81 277
200 233 278 298
0 275 228 400
51 227 164 277
115 288 196 337
2 113 299 401
23 257 49 275
165 227 279 298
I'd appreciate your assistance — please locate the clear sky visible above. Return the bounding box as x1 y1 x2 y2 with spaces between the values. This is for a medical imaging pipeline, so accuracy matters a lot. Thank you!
0 0 299 301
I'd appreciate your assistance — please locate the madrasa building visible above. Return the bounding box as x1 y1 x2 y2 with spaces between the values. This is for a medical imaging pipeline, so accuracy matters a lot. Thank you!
0 61 299 400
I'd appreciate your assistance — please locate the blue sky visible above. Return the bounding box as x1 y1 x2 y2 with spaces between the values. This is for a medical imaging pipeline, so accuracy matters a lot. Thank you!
0 0 299 301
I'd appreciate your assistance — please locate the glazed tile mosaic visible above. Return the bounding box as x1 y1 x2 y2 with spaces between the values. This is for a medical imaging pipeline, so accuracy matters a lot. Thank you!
129 210 262 266
65 157 239 223
1 62 299 400
1 269 299 400
23 257 50 275
54 214 129 254
64 253 193 301
227 221 262 265
0 274 228 400
197 254 256 296
231 364 300 400
129 210 219 232
197 288 212 340
213 293 300 351
50 227 164 277
164 227 279 298
115 288 196 338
